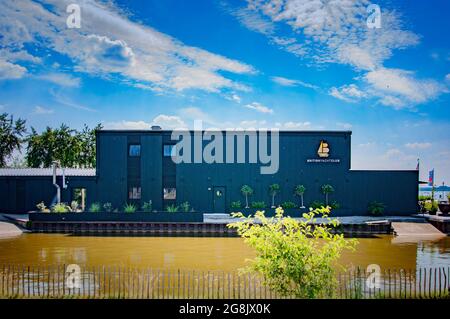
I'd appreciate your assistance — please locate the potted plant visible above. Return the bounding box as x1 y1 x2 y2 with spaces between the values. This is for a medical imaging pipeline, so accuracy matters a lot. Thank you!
241 185 253 208
269 184 280 208
321 184 335 206
294 185 306 208
438 195 450 216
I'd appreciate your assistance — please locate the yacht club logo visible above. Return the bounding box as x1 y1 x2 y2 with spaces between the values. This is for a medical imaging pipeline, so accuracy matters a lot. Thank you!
307 140 340 163
317 140 330 158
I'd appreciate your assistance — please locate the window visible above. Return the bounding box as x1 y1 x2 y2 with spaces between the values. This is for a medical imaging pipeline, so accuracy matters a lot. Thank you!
129 144 141 157
163 144 176 157
163 187 176 200
128 187 141 200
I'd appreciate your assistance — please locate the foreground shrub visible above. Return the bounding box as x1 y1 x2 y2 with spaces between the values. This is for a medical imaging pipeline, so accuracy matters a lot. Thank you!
228 207 357 298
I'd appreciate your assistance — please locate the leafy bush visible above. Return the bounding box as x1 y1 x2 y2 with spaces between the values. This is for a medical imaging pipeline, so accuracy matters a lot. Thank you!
281 201 297 209
166 204 179 212
228 207 357 298
123 203 136 213
141 201 153 212
424 201 438 214
36 201 50 213
103 202 113 212
180 201 190 212
89 202 101 213
251 201 266 209
309 201 325 210
419 195 432 201
230 201 242 209
368 201 385 216
51 203 69 213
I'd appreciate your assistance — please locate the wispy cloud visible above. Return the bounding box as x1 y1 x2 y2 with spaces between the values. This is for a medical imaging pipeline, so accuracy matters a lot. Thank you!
0 0 255 93
37 72 81 88
329 84 367 103
244 102 274 114
33 106 54 115
271 76 319 90
226 0 448 108
405 142 432 149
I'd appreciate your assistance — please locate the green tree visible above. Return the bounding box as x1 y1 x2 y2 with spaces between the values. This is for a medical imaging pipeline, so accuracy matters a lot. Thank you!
294 185 306 208
321 184 335 206
241 185 253 208
0 113 26 167
26 124 101 168
269 183 280 208
228 207 357 298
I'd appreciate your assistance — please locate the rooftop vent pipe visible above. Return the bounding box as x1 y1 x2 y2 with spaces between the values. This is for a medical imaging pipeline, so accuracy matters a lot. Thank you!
151 125 162 130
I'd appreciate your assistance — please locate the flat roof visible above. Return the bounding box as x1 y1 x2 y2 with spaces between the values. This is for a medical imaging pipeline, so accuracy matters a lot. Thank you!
0 168 96 177
98 129 352 135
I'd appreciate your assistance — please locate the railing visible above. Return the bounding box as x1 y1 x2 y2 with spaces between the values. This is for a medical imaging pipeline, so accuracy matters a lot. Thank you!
0 265 449 299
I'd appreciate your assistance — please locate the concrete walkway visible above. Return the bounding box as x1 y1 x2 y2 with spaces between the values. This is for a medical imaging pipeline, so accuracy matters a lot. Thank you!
392 222 446 236
0 221 22 238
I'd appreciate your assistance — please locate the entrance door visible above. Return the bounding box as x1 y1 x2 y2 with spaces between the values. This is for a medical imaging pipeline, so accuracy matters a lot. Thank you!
213 186 226 214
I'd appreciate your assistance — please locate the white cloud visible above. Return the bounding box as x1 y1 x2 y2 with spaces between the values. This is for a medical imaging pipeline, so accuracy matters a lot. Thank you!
0 0 254 92
364 68 447 108
336 122 352 130
0 59 26 80
151 114 186 129
33 106 54 115
405 142 432 150
103 120 151 130
37 73 81 87
228 94 242 103
275 121 312 130
239 120 267 128
244 102 274 114
329 84 367 102
271 76 319 90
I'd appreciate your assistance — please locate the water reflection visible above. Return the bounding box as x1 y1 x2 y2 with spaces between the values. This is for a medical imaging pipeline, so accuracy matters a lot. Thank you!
0 234 448 271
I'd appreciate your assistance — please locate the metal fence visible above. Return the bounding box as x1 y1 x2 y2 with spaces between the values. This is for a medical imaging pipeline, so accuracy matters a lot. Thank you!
0 265 449 299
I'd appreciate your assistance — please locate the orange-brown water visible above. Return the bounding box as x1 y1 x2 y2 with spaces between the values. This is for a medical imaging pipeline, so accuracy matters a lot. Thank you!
0 234 449 271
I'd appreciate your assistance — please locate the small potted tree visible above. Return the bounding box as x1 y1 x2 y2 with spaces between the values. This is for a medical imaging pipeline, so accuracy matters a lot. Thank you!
294 185 306 208
241 185 253 209
321 184 335 206
269 184 280 208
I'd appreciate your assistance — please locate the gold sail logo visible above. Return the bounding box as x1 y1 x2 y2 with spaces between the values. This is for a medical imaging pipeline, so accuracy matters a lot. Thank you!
318 140 330 158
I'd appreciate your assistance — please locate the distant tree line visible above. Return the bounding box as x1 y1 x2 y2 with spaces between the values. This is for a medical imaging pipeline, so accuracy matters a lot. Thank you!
0 112 102 168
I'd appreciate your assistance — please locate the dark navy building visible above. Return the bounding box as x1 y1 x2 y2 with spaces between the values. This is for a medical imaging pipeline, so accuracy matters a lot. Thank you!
0 129 418 215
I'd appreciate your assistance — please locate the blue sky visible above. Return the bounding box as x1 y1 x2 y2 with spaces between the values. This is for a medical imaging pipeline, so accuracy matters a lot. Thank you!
0 0 449 183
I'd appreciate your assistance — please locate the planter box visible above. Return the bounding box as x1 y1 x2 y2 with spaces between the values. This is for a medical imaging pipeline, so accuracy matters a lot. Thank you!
438 203 450 216
29 212 204 223
231 207 351 217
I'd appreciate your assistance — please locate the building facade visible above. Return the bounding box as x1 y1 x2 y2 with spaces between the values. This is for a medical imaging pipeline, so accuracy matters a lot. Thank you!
0 129 419 215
